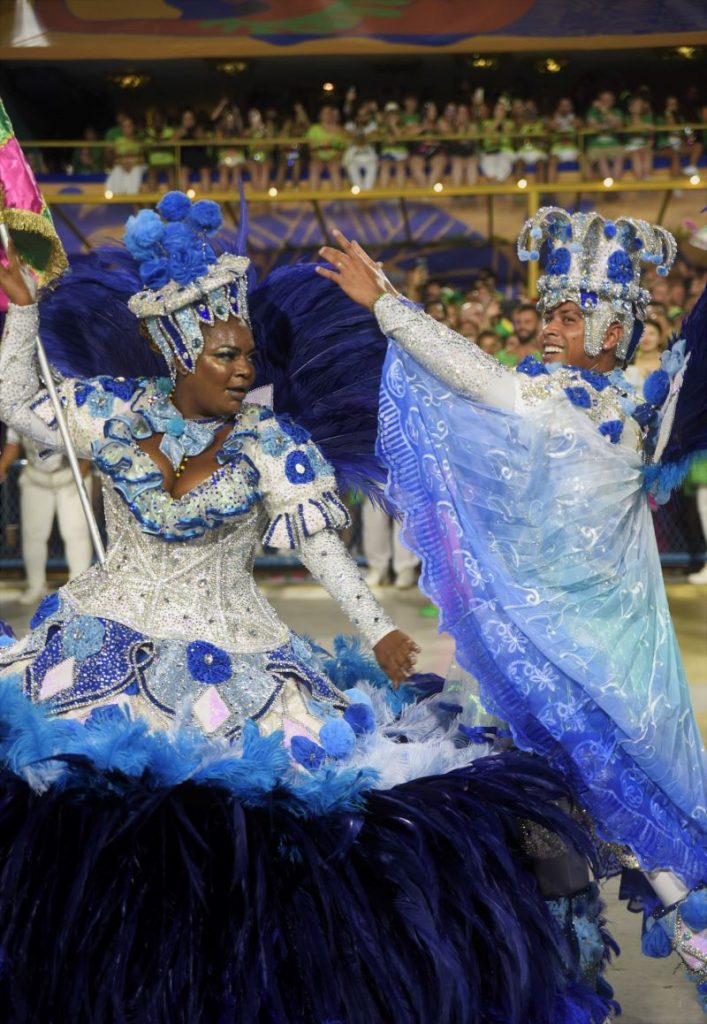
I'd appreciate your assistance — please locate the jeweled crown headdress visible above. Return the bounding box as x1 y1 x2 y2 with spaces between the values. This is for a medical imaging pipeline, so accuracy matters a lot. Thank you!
125 191 250 378
517 207 677 360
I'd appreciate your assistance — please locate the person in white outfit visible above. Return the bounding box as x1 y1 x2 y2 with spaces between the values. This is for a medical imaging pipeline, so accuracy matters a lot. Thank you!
0 428 93 604
362 497 419 588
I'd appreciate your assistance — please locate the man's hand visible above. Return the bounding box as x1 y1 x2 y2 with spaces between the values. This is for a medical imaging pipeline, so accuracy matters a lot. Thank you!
316 228 398 311
0 237 34 307
373 629 421 688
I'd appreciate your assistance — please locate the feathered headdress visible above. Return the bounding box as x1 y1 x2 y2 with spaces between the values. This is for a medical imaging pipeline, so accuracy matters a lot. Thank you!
125 191 250 379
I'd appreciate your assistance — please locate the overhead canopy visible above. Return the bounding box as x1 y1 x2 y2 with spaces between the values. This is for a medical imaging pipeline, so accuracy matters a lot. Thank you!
2 0 707 59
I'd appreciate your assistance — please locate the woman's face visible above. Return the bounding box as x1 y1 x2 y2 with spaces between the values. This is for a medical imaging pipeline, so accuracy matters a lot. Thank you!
248 109 262 127
423 102 438 122
639 323 662 354
492 102 506 120
182 110 196 129
175 318 256 419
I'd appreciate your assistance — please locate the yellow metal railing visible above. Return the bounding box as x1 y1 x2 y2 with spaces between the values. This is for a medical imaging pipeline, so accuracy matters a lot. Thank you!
36 177 705 295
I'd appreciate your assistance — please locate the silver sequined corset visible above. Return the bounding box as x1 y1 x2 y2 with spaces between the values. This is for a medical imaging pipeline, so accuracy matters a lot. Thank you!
64 485 290 654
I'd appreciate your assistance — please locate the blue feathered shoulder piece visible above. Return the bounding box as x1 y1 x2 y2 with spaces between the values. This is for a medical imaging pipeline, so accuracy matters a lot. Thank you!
642 283 707 502
249 262 389 497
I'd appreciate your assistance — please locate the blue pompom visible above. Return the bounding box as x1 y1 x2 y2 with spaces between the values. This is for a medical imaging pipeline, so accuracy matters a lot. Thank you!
162 222 194 250
529 250 540 261
342 687 373 707
290 735 325 772
319 718 356 759
344 702 376 736
124 209 164 261
641 921 672 958
530 226 542 239
157 191 192 222
643 369 670 407
656 265 669 277
518 250 530 262
603 221 617 239
681 889 707 932
188 199 223 234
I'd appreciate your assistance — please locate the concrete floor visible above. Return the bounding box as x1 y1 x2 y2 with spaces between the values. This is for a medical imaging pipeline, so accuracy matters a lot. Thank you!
1 573 706 1023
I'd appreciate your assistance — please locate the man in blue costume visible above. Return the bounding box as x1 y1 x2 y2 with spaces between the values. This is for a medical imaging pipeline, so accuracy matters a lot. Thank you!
317 209 707 1000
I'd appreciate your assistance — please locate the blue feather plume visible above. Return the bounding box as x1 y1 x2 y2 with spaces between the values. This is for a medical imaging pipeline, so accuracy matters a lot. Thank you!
653 283 707 485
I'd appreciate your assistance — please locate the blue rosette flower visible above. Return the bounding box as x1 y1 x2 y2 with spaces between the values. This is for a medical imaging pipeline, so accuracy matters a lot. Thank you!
63 616 106 662
124 209 165 262
186 641 232 684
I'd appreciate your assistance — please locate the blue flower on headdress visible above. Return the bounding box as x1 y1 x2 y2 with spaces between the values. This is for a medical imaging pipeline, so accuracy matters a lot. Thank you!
157 191 192 222
168 246 209 287
598 420 623 444
607 249 633 285
124 209 165 261
580 289 598 309
285 450 315 484
564 386 592 409
63 615 105 662
186 641 232 684
516 356 549 378
30 592 60 629
545 246 571 276
140 258 171 289
188 200 223 234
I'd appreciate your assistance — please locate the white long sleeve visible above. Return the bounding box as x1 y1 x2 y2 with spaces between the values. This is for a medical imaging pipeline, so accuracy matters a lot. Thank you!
0 303 67 451
297 529 396 648
374 293 519 410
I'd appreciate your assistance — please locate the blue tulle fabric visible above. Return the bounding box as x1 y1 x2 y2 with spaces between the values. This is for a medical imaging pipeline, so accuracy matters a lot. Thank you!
378 343 707 886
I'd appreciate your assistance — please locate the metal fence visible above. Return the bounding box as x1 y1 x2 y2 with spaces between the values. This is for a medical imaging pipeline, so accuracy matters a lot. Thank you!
0 460 703 578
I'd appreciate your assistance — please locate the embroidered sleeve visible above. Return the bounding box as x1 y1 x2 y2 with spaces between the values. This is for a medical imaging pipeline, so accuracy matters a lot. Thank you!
256 411 350 549
0 303 137 458
297 530 396 649
373 293 519 410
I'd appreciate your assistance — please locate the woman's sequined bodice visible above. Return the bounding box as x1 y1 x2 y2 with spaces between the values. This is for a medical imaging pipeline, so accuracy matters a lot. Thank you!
65 486 289 653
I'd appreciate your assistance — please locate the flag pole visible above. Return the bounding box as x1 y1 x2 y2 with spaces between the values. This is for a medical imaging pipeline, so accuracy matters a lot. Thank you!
0 222 106 566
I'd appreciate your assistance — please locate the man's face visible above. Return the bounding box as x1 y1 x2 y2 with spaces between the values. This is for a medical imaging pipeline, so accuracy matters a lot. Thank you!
513 308 540 346
540 301 591 366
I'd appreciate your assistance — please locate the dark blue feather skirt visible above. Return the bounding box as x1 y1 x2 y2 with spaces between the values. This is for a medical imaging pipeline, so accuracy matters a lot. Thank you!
0 683 617 1024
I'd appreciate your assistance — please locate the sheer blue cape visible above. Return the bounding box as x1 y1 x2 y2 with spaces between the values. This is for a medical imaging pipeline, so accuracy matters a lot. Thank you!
378 343 707 886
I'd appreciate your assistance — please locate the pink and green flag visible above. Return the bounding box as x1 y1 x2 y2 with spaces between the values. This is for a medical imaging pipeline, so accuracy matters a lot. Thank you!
0 97 67 307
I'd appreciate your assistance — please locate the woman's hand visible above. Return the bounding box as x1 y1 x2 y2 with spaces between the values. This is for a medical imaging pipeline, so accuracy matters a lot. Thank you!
373 629 421 688
316 228 398 310
0 237 35 307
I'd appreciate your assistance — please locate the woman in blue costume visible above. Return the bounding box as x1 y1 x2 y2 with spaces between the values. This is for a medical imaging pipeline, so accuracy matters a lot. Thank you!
317 210 707 1007
0 194 616 1023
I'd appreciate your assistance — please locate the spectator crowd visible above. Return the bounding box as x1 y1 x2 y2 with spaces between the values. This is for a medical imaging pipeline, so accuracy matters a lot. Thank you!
29 84 707 194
